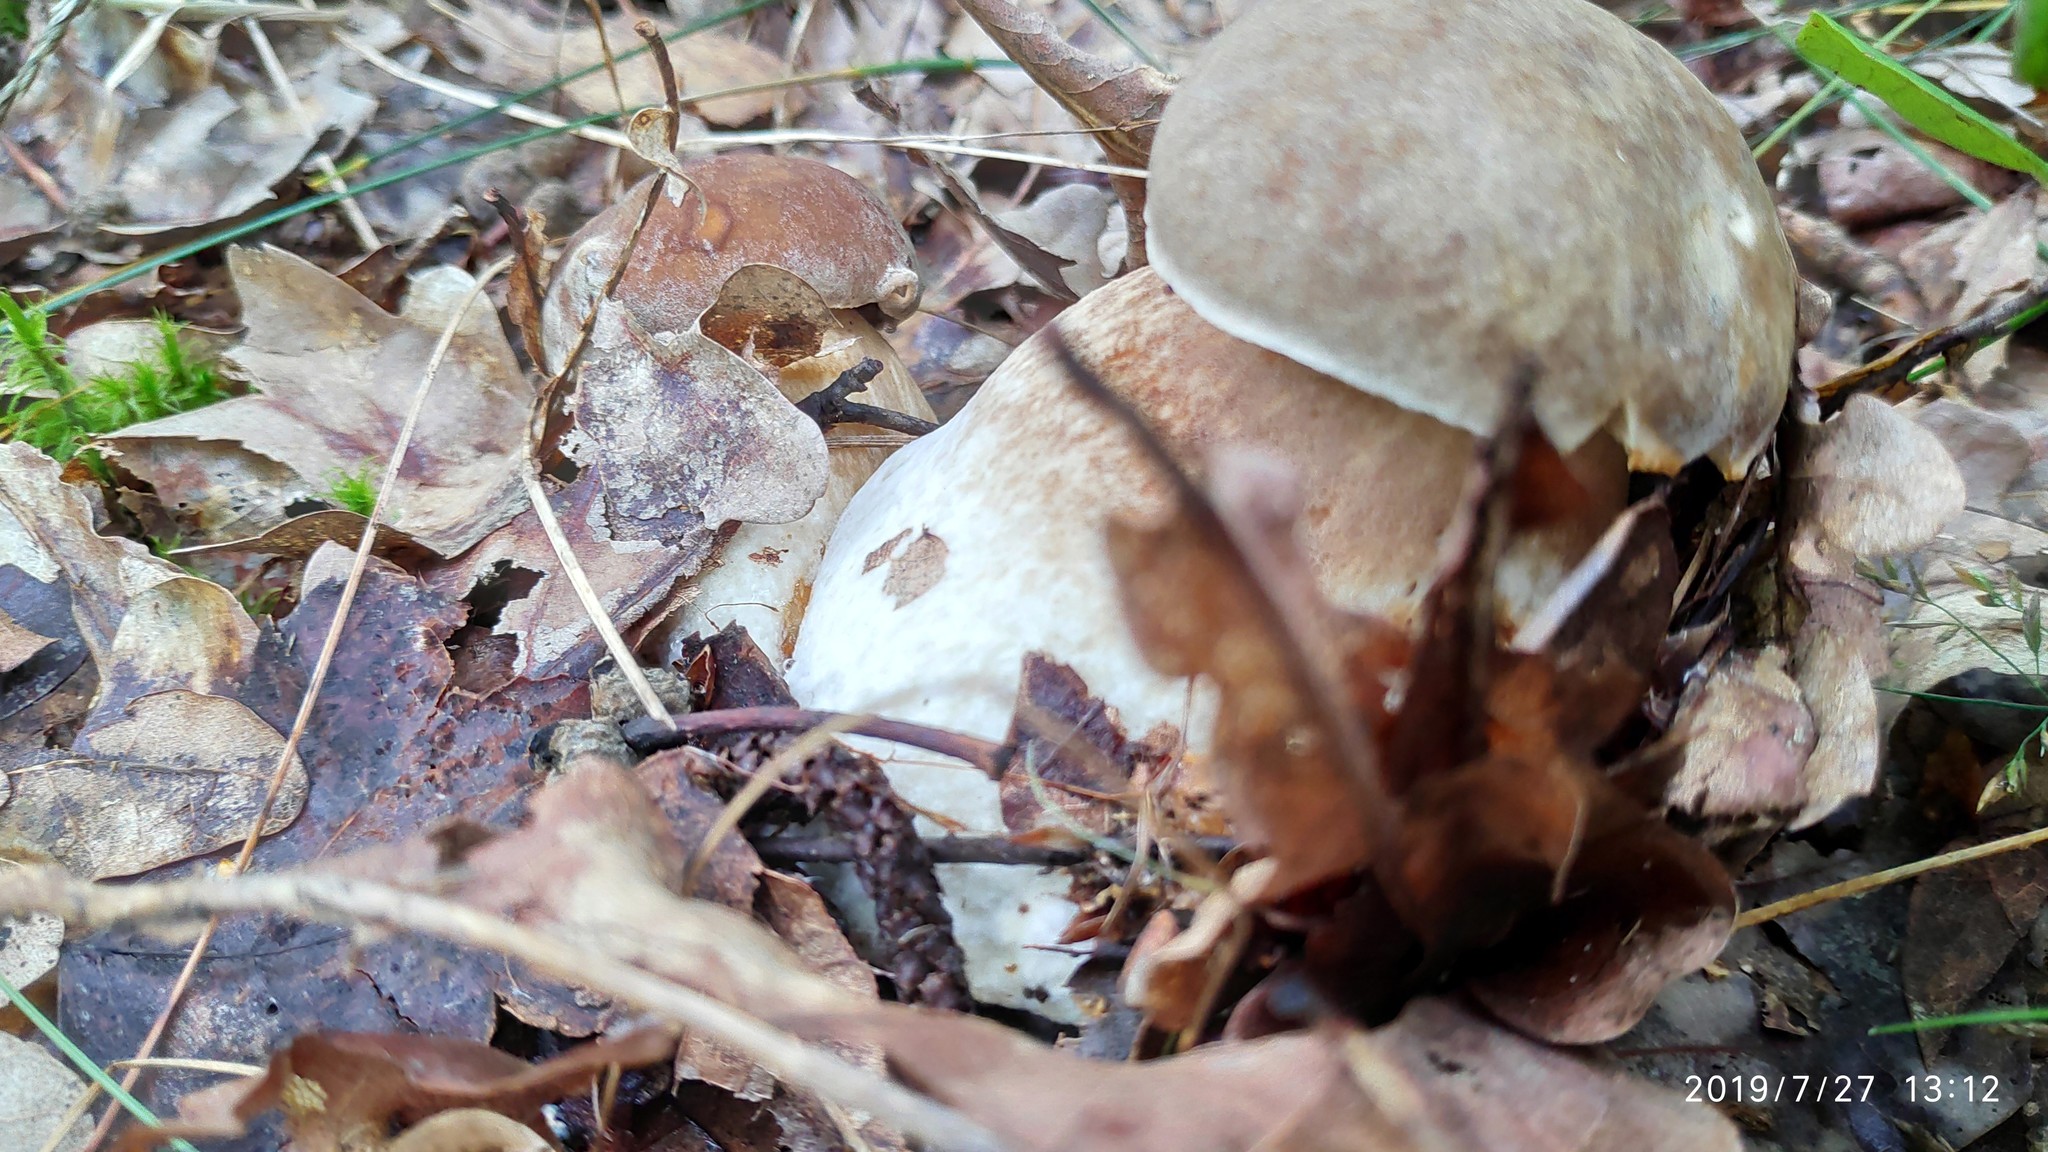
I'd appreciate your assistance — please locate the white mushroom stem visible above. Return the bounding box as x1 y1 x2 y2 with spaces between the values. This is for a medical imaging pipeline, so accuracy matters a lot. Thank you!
787 268 1624 1016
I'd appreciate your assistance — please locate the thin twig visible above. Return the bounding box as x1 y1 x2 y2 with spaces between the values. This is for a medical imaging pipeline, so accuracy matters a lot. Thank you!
796 358 940 438
0 867 1008 1152
621 707 1009 777
1735 823 2048 927
1820 276 2048 402
522 471 675 727
331 35 1147 177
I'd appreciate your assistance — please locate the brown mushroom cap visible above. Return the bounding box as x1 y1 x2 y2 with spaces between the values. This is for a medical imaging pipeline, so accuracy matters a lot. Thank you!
1146 0 1796 476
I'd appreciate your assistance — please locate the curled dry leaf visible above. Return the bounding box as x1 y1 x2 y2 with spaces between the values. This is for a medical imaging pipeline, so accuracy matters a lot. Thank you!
540 153 920 549
151 1028 678 1152
107 248 535 557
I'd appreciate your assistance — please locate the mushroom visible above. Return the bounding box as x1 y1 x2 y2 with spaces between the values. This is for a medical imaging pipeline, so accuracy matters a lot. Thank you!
540 152 932 660
790 0 1796 1015
1146 0 1795 477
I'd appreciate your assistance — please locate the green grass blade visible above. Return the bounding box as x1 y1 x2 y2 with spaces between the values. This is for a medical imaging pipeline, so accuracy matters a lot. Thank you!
1794 10 2048 182
1871 1005 2048 1033
2018 0 2048 84
0 969 205 1152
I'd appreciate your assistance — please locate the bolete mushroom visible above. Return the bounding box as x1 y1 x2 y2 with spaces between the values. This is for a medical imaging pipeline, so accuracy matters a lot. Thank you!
790 0 1796 1015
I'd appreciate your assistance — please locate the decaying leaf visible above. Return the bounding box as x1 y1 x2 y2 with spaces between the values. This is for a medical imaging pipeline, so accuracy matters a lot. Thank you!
1099 384 1729 1042
0 689 306 879
0 1031 94 1152
424 474 694 685
1 50 372 246
540 153 920 549
0 442 195 673
106 248 534 557
0 912 63 990
1789 394 1967 575
456 9 798 127
152 1028 678 1151
1109 447 1387 899
1664 648 1817 819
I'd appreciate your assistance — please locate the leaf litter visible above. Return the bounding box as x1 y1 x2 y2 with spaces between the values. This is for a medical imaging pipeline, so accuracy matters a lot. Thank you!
10 0 2048 1151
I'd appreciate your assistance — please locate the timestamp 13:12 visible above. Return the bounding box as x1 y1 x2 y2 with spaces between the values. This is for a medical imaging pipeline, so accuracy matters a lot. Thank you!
1909 1075 2000 1104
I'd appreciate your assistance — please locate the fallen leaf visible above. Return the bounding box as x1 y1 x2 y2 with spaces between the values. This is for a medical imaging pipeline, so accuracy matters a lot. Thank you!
154 1028 677 1151
107 248 535 557
1664 648 1816 819
540 154 919 548
0 608 53 674
1 49 371 245
456 10 799 127
1788 394 1966 575
0 1031 93 1152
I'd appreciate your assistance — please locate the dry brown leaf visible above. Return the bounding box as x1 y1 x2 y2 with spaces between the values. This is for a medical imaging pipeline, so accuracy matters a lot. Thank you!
0 441 195 673
0 689 306 879
0 1031 93 1152
107 248 534 557
1788 394 1966 575
0 912 63 990
1 52 371 245
1108 448 1387 899
169 510 432 564
1663 648 1816 819
798 995 1738 1152
1788 577 1888 828
540 154 918 548
457 11 797 127
150 1029 677 1152
423 474 696 684
950 0 1171 167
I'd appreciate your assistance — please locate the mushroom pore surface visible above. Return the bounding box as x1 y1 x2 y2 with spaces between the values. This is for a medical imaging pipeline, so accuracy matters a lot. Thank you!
1145 0 1796 476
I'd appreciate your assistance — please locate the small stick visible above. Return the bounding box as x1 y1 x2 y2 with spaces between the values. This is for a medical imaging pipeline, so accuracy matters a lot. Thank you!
0 867 1007 1152
752 832 1236 867
636 19 684 148
796 358 940 438
1820 276 2048 402
621 707 1010 777
1735 823 2048 928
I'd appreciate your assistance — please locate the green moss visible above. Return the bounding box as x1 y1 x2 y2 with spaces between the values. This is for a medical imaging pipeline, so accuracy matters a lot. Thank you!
322 462 381 518
0 299 227 472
